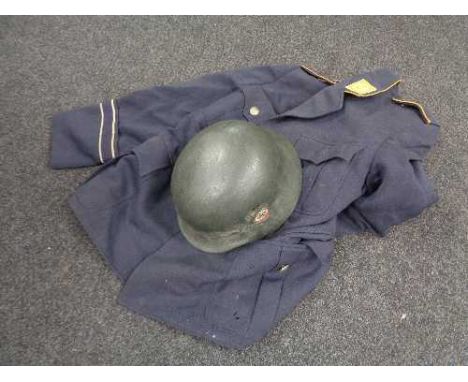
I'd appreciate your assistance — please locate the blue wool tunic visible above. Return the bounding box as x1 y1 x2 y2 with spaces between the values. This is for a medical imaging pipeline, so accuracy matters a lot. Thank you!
50 65 439 348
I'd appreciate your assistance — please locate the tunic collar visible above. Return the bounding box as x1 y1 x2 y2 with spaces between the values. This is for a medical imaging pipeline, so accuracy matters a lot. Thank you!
278 67 401 119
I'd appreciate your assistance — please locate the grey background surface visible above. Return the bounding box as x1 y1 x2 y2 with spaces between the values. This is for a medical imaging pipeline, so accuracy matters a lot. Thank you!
0 16 467 365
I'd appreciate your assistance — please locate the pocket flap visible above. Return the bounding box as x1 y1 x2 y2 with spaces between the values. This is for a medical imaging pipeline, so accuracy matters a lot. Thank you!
133 135 172 176
294 136 363 164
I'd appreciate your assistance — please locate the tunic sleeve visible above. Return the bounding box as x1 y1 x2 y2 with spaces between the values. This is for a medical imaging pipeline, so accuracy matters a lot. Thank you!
49 65 294 169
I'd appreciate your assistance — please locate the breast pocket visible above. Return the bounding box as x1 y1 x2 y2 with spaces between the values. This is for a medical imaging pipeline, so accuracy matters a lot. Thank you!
294 136 363 216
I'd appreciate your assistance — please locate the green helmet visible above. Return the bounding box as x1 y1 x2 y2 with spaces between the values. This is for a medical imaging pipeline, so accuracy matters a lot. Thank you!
170 120 302 253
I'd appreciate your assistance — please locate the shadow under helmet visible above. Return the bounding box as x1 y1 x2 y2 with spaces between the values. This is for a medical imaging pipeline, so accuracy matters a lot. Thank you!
170 120 302 253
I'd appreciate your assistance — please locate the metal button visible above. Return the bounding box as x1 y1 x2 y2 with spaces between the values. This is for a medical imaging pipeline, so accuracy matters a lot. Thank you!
276 264 290 273
249 106 260 116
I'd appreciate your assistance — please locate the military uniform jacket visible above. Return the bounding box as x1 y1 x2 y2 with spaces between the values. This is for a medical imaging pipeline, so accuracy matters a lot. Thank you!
50 65 439 348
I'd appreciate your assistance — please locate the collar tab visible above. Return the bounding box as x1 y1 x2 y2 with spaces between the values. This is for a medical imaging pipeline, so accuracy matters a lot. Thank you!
343 69 401 98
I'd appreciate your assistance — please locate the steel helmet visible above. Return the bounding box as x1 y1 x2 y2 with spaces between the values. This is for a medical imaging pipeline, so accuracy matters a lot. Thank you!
170 120 302 253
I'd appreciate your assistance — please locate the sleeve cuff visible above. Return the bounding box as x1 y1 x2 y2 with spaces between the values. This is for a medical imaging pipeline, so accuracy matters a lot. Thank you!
49 100 119 169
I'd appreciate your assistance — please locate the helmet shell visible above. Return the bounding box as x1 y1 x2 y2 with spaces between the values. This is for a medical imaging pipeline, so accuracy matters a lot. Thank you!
170 120 302 253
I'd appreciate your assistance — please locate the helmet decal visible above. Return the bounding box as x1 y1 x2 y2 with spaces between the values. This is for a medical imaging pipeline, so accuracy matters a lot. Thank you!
253 206 270 224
